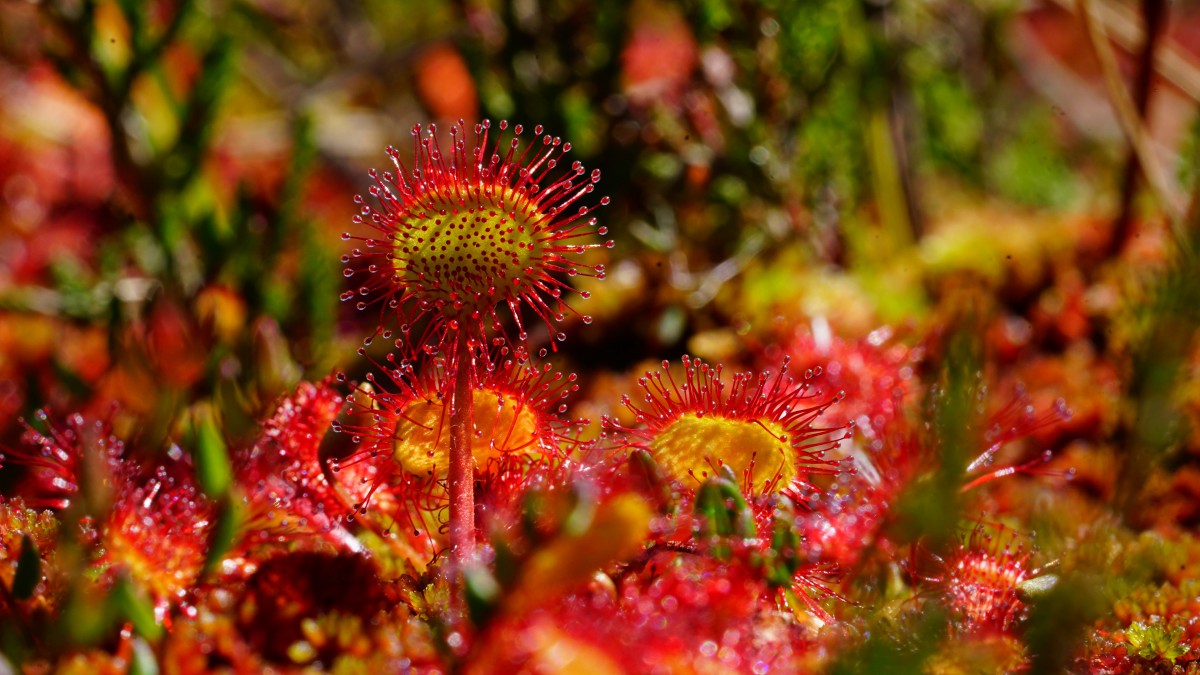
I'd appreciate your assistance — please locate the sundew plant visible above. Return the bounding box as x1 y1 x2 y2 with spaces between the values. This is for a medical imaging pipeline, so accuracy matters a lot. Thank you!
340 119 611 563
2 1 1200 673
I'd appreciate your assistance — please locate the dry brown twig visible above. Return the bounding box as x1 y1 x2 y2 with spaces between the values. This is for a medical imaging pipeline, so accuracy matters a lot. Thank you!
1073 0 1189 232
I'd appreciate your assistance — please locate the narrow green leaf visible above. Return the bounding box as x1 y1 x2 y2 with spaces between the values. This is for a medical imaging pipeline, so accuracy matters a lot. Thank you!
61 585 118 647
694 479 732 539
716 478 756 539
129 636 159 675
113 577 163 642
767 500 801 587
12 534 41 600
464 566 501 628
190 406 232 499
202 496 240 573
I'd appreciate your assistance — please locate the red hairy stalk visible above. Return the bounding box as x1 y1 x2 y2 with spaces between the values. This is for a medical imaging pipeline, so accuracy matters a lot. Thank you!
448 332 476 561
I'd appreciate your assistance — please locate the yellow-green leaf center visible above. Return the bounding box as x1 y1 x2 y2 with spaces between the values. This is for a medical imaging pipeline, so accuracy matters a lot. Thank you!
392 388 543 474
395 186 545 314
648 413 795 493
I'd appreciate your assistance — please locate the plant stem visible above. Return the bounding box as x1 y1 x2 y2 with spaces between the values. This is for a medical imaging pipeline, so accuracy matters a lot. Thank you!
1078 0 1186 227
448 332 476 563
1111 0 1168 255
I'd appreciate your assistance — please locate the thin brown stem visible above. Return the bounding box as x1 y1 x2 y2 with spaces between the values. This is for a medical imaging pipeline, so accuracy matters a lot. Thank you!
1077 0 1186 227
448 332 476 564
1112 0 1168 255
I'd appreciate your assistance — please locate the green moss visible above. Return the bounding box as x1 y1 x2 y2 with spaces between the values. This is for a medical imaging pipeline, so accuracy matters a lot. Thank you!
1126 620 1190 662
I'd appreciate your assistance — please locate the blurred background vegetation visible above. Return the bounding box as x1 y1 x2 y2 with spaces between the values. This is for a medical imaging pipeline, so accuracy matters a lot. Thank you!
4 0 1196 446
2 0 1200 670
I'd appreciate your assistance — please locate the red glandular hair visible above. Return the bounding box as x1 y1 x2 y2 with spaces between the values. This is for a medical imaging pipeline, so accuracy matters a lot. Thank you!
959 383 1072 492
902 522 1037 640
1 411 212 618
99 460 213 619
342 119 612 358
482 551 824 673
781 330 925 567
940 524 1034 636
1 410 124 510
779 327 919 447
235 379 361 552
787 330 1071 568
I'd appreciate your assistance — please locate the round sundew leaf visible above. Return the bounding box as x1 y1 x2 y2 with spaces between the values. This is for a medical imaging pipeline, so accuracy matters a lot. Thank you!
395 186 546 309
609 356 844 499
345 120 611 354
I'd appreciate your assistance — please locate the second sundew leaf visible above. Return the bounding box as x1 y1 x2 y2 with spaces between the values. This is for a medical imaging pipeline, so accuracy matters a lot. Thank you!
507 494 652 614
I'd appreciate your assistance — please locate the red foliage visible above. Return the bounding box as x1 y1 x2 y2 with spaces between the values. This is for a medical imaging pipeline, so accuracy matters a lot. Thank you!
235 379 361 551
